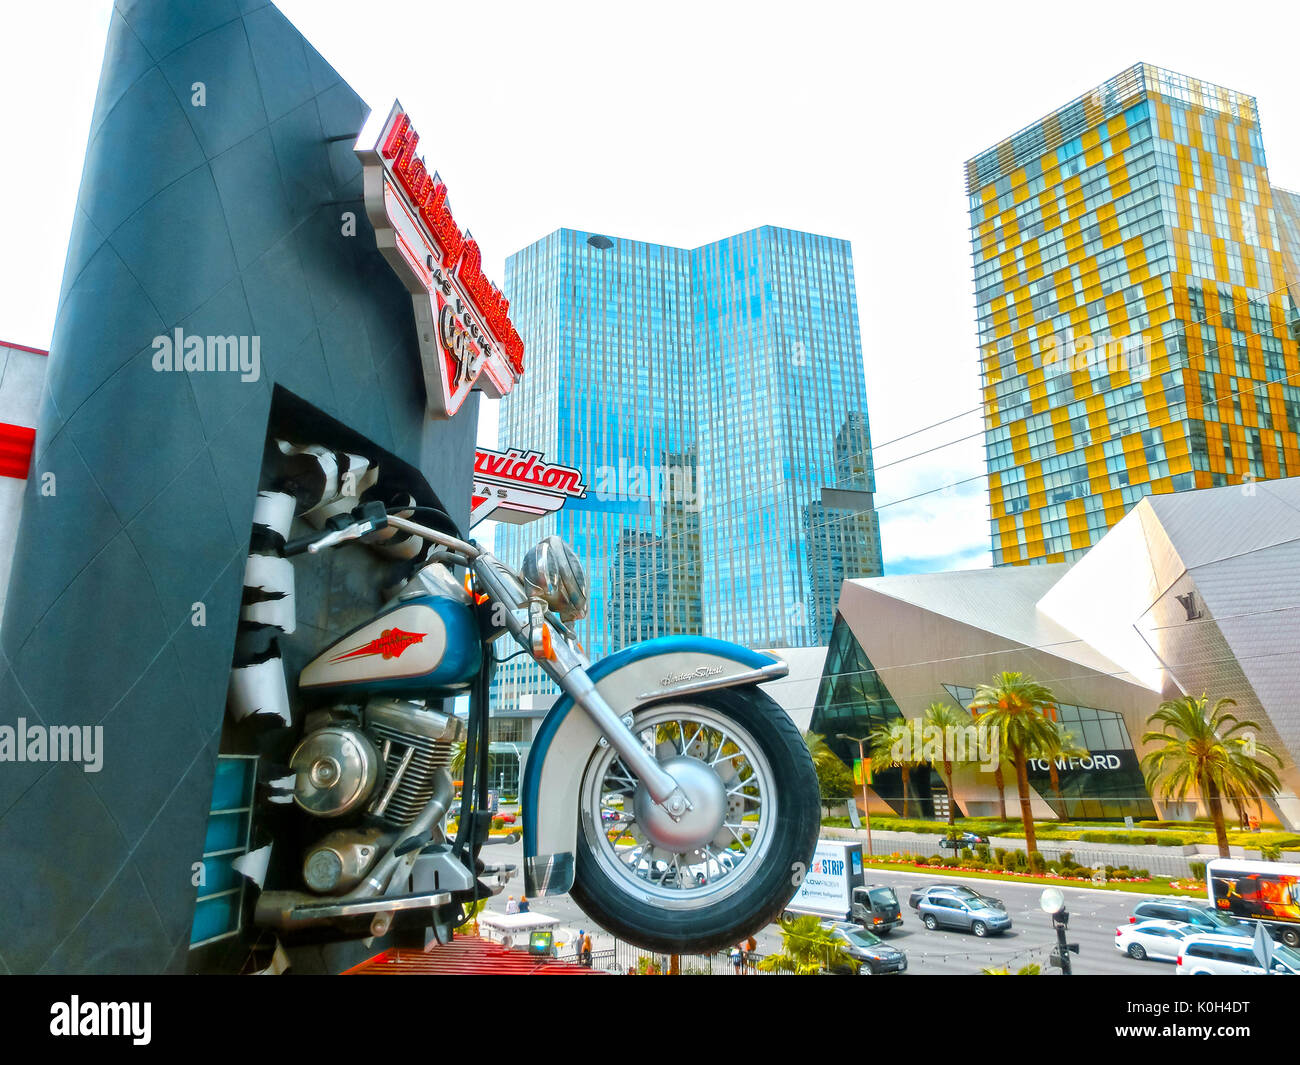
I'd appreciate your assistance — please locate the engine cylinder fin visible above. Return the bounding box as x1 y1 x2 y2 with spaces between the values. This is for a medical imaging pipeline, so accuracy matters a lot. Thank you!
369 721 455 828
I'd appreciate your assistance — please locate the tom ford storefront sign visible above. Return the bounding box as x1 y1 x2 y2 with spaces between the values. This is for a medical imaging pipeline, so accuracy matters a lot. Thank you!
355 101 524 418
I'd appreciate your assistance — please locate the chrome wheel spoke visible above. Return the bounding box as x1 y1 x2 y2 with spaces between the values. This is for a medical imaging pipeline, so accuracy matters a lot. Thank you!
581 703 774 908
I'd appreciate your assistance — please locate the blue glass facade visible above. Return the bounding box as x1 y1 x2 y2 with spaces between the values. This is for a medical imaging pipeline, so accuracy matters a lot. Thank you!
493 226 882 704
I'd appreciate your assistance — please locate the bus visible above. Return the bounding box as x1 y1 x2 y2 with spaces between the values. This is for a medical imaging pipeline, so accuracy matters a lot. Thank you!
1206 858 1300 947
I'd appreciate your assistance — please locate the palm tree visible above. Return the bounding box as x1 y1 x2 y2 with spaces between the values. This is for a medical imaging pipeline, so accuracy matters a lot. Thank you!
921 702 971 833
756 915 855 974
1141 695 1283 857
802 732 853 805
969 671 1061 855
868 719 922 818
803 731 850 777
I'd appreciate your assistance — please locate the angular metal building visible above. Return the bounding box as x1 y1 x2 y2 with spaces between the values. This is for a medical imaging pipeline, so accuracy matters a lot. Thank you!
812 476 1300 828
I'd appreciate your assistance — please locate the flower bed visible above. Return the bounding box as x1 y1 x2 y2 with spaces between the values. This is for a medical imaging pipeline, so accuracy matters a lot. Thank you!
864 851 1153 884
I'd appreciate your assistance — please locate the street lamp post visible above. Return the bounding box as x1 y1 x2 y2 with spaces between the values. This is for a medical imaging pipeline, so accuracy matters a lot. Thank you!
505 742 523 801
838 733 872 857
1040 887 1076 975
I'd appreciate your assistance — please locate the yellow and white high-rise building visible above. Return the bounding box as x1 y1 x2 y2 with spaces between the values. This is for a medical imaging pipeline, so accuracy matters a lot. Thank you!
968 64 1300 565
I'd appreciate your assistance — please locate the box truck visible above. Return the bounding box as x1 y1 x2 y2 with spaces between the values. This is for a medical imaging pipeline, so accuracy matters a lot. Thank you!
781 839 903 933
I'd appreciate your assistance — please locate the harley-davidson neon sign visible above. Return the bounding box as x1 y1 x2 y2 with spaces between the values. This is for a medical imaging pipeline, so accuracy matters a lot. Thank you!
355 101 523 418
471 447 587 528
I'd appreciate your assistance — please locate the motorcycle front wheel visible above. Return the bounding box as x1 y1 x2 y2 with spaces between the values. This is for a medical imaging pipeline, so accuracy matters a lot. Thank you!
568 686 820 954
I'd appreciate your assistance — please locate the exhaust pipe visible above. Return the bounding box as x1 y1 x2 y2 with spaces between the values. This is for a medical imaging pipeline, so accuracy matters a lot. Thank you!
254 888 453 931
254 768 458 932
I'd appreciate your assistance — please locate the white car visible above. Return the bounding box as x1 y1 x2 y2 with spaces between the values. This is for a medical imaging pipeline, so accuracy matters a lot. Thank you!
1115 919 1196 961
1175 933 1300 975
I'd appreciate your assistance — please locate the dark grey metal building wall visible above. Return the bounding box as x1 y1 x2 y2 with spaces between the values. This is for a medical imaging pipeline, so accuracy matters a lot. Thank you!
0 0 476 973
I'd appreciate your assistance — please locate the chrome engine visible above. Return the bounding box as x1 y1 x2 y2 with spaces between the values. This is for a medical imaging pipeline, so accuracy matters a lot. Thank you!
287 697 465 895
365 698 461 828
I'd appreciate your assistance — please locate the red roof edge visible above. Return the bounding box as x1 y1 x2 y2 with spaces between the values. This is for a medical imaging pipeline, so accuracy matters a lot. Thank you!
1 340 49 357
344 935 605 975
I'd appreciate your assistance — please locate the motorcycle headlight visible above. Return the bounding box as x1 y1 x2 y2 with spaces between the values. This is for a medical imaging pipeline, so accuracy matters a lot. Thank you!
519 535 589 622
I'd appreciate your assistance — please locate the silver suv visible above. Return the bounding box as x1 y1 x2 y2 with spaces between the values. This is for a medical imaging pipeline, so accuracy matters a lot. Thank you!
916 889 1013 937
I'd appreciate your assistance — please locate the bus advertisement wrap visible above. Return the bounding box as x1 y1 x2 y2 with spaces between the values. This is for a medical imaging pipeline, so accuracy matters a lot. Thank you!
1208 860 1300 928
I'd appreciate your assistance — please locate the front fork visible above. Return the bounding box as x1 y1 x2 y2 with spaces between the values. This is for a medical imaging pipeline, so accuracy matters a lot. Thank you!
470 554 693 820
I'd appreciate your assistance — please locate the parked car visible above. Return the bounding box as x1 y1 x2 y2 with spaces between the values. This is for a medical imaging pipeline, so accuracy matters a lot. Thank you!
1115 919 1197 961
916 891 1013 937
823 922 908 974
1176 933 1300 975
938 831 990 849
909 884 1005 911
1130 898 1251 937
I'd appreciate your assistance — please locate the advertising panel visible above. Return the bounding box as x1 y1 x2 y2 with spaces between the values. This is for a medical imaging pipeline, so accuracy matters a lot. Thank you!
1209 861 1300 926
788 840 863 918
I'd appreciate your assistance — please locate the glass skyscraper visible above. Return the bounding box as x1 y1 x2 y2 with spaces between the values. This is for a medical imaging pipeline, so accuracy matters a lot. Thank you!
968 63 1300 565
492 226 883 706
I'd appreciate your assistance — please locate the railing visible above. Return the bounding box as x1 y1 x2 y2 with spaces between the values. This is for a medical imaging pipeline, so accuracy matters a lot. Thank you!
582 941 772 975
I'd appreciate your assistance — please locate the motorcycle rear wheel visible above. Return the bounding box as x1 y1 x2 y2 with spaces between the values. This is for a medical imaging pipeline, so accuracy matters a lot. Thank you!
568 686 819 954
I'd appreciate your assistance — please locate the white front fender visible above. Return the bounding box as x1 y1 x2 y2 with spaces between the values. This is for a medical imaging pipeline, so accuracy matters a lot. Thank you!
520 636 787 897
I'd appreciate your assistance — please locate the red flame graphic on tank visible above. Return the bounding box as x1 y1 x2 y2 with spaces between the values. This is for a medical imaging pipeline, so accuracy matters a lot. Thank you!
329 628 426 663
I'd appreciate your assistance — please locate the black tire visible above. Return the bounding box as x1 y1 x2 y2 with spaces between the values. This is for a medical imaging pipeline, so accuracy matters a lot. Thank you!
1128 943 1146 960
1281 928 1300 948
568 686 820 954
972 921 987 937
923 914 938 930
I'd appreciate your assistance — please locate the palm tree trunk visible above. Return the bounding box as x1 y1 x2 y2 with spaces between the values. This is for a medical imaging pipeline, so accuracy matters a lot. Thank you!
1048 760 1069 823
943 758 956 830
1205 776 1231 858
993 765 1007 821
1013 745 1037 854
900 766 911 818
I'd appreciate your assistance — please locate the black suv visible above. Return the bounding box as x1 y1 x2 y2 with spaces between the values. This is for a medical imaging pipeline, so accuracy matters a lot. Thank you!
937 831 990 850
824 922 908 975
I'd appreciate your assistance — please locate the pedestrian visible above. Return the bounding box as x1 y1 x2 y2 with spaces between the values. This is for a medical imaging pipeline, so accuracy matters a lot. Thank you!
580 931 593 968
575 930 586 963
518 895 530 913
505 895 519 915
744 934 757 973
729 944 743 974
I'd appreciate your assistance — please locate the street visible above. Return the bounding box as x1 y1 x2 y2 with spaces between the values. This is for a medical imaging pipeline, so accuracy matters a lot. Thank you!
482 837 1175 974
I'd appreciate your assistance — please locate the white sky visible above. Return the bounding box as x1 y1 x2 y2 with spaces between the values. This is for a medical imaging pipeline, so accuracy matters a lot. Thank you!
3 0 1299 573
